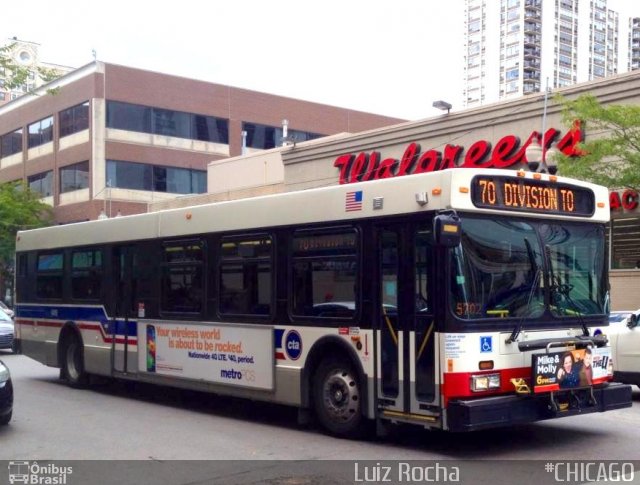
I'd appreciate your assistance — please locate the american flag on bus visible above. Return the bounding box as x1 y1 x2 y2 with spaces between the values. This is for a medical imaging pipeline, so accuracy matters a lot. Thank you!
345 190 363 212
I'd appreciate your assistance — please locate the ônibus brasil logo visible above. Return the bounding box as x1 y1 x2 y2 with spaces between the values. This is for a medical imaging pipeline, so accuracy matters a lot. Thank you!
8 461 73 484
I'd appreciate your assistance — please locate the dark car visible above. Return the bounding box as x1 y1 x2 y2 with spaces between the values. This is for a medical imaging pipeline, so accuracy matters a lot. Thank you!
0 307 14 353
0 359 12 425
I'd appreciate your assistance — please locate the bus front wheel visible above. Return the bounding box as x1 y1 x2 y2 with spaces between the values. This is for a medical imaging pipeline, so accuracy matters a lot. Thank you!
62 334 88 388
313 358 364 438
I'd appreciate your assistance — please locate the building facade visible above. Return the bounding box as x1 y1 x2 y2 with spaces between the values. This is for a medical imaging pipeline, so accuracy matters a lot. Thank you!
0 61 404 224
0 38 73 106
153 70 640 310
463 0 632 108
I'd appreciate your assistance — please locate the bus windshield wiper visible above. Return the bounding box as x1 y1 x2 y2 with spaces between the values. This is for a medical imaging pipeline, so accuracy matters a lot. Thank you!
505 238 540 344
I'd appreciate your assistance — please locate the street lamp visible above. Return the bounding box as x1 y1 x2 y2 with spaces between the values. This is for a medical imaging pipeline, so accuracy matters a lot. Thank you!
525 138 559 175
432 100 452 114
524 76 559 175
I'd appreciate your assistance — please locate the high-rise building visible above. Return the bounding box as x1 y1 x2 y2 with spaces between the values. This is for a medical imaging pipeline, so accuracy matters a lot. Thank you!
0 38 73 106
629 17 640 71
463 0 626 108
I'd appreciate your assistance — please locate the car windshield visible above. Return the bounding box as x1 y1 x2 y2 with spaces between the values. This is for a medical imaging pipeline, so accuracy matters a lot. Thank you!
451 216 607 320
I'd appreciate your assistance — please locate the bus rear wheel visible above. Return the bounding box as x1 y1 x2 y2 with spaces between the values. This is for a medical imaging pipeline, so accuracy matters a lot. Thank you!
62 334 88 388
313 358 364 438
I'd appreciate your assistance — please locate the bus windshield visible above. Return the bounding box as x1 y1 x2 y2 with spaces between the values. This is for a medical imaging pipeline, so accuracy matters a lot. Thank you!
451 216 606 320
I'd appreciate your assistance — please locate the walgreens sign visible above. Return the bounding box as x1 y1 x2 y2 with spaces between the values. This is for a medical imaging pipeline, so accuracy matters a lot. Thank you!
334 124 583 185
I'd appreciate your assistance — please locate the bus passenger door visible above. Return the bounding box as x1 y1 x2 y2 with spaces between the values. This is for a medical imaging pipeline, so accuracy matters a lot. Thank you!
376 224 437 421
111 245 136 374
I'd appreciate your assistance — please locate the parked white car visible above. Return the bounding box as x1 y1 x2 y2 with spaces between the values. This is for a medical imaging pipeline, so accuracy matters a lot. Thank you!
0 301 13 319
598 310 640 388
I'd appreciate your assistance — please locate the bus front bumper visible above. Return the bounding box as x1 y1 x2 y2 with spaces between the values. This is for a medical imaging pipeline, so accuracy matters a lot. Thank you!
446 382 632 432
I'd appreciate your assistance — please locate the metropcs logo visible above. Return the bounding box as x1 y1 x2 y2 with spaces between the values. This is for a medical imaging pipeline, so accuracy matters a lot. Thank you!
8 461 73 485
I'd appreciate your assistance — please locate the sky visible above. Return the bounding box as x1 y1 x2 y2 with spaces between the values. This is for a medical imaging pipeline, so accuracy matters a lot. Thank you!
3 0 640 121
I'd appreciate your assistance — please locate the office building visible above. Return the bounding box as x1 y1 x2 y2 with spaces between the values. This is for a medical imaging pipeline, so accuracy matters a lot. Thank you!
0 61 404 224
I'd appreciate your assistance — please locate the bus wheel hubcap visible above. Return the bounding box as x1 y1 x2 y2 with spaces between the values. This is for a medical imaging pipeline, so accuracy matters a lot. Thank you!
323 368 359 423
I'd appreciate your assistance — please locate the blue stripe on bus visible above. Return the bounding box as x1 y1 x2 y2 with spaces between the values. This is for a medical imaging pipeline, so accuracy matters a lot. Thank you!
16 304 138 337
17 305 288 347
274 328 285 349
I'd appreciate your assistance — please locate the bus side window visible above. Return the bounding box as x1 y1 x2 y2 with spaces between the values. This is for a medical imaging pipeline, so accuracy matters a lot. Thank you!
291 227 359 319
35 252 64 300
218 235 273 318
161 240 205 315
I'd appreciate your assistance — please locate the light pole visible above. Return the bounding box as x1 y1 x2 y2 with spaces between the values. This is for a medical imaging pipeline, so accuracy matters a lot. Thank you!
524 77 559 174
94 180 111 219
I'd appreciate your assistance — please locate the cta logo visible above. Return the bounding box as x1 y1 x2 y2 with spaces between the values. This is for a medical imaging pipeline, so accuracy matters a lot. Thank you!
285 330 302 360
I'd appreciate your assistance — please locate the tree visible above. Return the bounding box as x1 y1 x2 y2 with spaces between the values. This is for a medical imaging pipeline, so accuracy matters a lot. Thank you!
0 182 53 303
555 93 640 189
0 42 61 95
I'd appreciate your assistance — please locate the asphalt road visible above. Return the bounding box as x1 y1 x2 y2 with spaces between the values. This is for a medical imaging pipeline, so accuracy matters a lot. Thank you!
1 351 639 484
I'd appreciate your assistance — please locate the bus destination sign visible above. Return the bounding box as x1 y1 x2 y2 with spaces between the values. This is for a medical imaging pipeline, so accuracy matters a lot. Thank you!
471 176 595 216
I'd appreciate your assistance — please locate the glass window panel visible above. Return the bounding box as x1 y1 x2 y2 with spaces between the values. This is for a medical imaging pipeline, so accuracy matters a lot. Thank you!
60 161 89 193
106 101 152 133
292 229 358 318
219 236 272 316
59 101 89 138
37 252 64 299
193 115 229 143
107 160 152 191
1 128 22 157
152 108 191 138
161 241 205 314
28 116 54 148
28 171 53 197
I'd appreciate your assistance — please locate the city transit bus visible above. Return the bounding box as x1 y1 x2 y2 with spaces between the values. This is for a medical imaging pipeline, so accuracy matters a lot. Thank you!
14 168 632 437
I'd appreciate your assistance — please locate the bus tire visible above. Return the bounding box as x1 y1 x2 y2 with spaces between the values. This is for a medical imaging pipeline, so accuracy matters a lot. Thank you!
313 357 364 438
0 410 11 425
62 334 88 388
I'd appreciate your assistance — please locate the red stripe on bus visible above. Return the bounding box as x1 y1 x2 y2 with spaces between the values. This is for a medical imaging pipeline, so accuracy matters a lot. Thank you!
442 367 531 401
275 352 286 360
15 318 137 346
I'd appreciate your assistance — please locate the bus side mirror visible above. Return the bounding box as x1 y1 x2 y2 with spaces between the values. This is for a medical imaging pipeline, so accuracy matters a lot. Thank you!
434 211 461 248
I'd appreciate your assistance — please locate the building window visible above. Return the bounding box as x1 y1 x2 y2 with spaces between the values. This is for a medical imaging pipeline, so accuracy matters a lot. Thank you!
28 116 54 148
60 161 89 193
106 160 206 194
219 235 272 316
28 171 53 197
242 122 323 150
106 101 229 144
0 128 22 158
59 101 89 138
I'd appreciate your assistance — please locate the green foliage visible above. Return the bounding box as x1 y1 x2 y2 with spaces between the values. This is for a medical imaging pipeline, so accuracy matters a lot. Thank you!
0 43 61 95
554 93 640 190
0 182 53 293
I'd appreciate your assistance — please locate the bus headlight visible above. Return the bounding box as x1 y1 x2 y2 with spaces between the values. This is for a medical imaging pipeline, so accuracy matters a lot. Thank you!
471 373 501 392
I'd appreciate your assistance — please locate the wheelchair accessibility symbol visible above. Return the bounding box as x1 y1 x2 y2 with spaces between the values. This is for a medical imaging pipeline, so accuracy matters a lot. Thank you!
480 336 492 353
